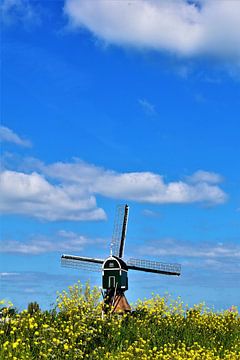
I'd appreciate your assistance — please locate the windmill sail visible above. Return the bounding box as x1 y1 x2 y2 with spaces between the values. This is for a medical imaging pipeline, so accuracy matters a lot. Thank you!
111 204 129 258
61 254 103 272
127 258 181 276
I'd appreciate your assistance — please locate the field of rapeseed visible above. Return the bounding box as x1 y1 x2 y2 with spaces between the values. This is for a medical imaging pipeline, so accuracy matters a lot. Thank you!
0 282 239 359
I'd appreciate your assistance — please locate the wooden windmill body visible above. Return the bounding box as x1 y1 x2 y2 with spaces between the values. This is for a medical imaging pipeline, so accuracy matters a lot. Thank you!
61 205 181 313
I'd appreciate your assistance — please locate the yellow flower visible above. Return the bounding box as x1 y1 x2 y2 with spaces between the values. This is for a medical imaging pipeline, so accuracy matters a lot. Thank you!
12 341 19 349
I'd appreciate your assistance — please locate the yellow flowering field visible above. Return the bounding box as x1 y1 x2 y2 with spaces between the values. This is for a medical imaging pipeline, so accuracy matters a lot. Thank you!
0 282 239 359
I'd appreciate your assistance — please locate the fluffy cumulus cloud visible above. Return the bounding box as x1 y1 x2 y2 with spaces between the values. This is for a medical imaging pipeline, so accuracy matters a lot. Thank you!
39 159 227 204
0 157 227 221
0 126 31 147
0 170 106 221
64 0 240 61
92 171 226 204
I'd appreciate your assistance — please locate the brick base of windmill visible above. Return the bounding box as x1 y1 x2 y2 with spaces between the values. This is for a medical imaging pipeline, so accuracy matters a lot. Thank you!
103 288 131 314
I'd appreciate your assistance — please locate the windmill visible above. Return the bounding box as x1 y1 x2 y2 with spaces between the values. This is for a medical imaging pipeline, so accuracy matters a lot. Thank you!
61 204 181 313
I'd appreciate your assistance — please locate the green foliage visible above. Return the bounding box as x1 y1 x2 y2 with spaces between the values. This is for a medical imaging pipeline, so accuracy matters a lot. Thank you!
27 302 40 315
0 283 239 359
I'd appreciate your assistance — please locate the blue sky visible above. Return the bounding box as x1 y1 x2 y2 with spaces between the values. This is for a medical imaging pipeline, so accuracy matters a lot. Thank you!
1 0 240 311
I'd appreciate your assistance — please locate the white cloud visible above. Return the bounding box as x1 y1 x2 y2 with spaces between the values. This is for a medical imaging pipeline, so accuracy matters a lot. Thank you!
0 126 31 147
0 0 40 27
0 272 20 277
93 171 226 204
138 99 156 115
40 160 226 205
0 157 227 221
0 170 106 221
138 238 240 274
140 238 240 259
64 0 240 61
0 230 105 255
186 170 224 184
142 209 161 218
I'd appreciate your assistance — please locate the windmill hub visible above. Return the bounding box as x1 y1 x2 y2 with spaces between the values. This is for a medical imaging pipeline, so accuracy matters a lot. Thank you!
61 204 181 314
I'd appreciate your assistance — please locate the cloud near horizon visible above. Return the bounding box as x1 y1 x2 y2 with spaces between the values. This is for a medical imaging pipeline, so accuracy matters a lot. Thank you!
64 0 240 62
138 238 240 274
0 156 227 221
139 238 240 259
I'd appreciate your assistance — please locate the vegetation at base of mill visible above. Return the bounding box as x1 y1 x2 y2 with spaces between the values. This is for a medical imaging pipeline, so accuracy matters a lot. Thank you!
0 282 239 359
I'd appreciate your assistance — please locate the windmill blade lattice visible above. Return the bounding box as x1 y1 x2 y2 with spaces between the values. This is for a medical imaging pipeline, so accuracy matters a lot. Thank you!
127 258 181 276
61 254 103 272
111 204 129 258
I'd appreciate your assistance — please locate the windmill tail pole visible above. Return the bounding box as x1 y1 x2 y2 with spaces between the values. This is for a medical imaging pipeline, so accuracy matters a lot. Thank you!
119 204 129 258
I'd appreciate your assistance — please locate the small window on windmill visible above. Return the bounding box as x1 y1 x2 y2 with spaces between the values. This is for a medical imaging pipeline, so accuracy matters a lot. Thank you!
109 262 114 268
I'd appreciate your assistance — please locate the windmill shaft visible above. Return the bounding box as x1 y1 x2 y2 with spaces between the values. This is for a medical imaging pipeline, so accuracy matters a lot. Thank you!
127 264 180 276
61 254 104 264
119 204 129 258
